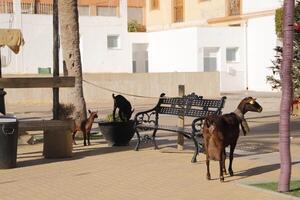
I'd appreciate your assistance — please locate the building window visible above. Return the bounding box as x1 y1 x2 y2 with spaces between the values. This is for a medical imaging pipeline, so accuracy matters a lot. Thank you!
203 47 220 72
78 5 90 16
227 0 241 16
21 2 34 14
36 3 53 15
97 6 117 16
226 47 239 63
107 35 120 49
151 0 159 10
173 0 184 23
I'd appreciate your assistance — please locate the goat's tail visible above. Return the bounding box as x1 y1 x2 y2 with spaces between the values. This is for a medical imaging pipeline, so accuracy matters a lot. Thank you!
112 93 116 99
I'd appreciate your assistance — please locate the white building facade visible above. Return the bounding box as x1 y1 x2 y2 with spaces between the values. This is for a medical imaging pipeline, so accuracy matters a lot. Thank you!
0 0 283 92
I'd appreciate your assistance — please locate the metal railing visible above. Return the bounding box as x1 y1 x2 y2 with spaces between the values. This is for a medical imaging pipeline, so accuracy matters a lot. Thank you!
0 1 13 14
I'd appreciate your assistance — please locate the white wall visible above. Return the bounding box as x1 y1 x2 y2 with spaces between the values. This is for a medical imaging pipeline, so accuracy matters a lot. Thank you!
198 27 245 91
147 27 245 91
246 16 277 91
148 27 199 72
0 0 136 74
242 0 282 13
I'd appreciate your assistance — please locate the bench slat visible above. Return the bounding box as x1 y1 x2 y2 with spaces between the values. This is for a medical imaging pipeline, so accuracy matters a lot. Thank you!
137 124 193 138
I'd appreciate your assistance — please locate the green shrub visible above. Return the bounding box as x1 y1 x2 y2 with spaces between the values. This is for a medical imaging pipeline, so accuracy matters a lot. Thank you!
128 20 138 32
105 113 122 122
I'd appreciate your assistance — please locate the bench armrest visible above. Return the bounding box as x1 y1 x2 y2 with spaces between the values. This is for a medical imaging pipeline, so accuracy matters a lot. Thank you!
192 116 206 136
134 107 158 126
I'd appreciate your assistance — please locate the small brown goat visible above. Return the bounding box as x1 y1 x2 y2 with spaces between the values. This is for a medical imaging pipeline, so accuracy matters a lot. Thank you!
72 110 98 146
203 97 262 182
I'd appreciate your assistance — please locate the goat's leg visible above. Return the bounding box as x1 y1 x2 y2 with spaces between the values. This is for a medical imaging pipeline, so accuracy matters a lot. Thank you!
228 143 237 176
83 130 87 146
112 104 117 121
134 129 141 151
152 129 158 150
219 149 225 182
72 131 77 145
87 130 91 145
222 149 227 175
191 135 199 163
206 153 211 180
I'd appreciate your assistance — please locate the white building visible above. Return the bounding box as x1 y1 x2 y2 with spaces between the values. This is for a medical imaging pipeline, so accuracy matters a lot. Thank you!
0 0 283 92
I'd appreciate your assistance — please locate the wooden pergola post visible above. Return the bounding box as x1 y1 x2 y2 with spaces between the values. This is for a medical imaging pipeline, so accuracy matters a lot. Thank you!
0 48 6 115
53 0 59 120
177 85 185 150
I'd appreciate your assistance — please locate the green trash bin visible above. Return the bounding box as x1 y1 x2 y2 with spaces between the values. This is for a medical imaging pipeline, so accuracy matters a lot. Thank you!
0 117 18 169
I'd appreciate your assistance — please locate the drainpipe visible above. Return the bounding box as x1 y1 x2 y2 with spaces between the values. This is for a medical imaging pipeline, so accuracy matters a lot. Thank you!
244 21 249 90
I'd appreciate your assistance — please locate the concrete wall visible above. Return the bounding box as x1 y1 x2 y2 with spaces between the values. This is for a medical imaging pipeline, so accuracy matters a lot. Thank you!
4 72 220 105
0 0 135 74
184 0 226 22
147 26 245 91
148 27 198 72
246 16 277 91
145 0 227 31
198 27 245 92
242 0 282 13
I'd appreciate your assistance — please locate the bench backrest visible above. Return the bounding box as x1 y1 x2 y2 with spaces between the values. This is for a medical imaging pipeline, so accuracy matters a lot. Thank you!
157 93 226 118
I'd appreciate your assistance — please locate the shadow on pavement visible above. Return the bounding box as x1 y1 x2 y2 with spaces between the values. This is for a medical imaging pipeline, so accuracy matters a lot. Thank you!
16 138 170 168
225 161 300 182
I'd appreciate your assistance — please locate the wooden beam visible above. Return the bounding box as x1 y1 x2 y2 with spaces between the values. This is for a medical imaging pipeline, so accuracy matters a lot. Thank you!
53 0 59 119
207 9 275 25
19 119 75 132
0 77 75 88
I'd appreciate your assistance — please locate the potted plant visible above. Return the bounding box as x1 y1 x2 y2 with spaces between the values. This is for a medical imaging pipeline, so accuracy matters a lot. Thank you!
98 113 134 146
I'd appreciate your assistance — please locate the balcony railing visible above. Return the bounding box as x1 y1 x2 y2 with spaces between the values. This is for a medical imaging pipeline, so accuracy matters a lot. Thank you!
227 0 241 16
0 1 13 14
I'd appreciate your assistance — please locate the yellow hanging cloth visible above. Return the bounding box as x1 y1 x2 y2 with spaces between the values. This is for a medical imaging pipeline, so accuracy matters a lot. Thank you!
0 29 25 54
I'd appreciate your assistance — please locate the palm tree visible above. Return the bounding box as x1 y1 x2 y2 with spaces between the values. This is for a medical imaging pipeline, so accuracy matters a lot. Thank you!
278 0 294 192
58 0 87 124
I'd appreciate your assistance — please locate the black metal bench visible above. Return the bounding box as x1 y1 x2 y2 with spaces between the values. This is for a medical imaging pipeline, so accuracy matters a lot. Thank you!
133 93 226 163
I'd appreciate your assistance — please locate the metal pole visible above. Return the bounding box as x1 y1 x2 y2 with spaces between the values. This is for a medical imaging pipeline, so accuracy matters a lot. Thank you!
53 0 59 119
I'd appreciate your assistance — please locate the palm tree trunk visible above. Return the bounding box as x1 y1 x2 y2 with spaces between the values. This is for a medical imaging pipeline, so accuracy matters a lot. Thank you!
58 0 87 124
278 0 294 192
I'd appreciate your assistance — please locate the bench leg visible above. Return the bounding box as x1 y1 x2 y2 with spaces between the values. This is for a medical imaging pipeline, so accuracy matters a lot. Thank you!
134 129 141 151
152 129 158 150
191 135 199 163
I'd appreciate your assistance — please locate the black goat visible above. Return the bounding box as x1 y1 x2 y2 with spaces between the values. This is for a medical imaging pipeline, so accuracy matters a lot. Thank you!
203 97 262 182
112 94 134 121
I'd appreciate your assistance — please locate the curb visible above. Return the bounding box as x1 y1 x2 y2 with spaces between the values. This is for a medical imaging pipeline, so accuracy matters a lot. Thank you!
236 182 300 200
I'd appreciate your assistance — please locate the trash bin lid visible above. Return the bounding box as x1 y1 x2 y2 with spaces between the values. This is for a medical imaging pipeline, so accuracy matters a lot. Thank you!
0 117 17 123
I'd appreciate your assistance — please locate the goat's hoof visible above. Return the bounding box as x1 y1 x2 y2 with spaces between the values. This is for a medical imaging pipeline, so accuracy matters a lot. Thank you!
206 174 211 180
84 143 87 146
229 170 234 176
220 177 224 182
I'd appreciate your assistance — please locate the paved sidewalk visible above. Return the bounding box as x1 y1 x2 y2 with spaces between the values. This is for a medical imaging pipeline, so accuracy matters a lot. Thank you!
0 91 299 200
0 134 299 200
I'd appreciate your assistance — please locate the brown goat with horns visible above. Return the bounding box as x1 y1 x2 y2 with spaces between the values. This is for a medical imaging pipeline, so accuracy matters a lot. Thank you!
203 97 262 182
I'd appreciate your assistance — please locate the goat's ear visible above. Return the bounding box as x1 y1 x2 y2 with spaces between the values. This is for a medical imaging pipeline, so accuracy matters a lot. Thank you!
88 109 91 114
